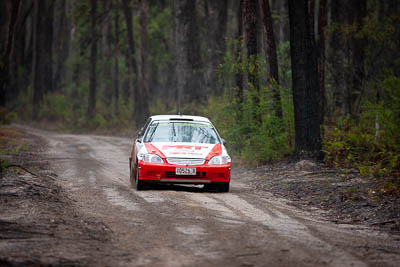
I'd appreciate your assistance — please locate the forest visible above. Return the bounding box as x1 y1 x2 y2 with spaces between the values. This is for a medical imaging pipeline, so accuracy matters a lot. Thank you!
1 0 399 183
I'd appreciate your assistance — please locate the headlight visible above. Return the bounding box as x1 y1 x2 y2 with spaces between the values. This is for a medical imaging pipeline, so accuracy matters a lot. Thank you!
142 154 163 163
208 155 231 165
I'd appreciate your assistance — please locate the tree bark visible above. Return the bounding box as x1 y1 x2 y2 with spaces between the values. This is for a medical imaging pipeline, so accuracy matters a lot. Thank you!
260 0 282 118
113 8 120 116
317 0 327 125
235 0 244 107
32 0 54 117
243 0 260 122
288 0 322 159
87 0 97 120
0 0 21 108
348 0 366 116
121 0 139 120
173 0 204 114
137 0 150 126
53 0 70 92
205 0 227 96
102 0 113 108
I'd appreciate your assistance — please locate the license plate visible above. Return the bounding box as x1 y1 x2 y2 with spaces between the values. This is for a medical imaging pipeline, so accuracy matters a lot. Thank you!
175 167 196 175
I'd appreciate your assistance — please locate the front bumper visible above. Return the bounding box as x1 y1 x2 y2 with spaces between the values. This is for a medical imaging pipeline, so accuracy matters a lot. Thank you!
137 161 231 184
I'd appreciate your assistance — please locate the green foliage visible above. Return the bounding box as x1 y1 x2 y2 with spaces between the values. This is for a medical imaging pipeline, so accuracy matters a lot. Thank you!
205 40 294 165
323 76 400 179
39 93 72 122
0 107 17 125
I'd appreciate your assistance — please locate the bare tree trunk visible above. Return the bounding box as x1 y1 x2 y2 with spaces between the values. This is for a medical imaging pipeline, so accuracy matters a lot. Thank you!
288 0 322 159
173 0 204 114
328 0 346 116
53 0 70 92
138 0 150 126
32 0 54 117
121 0 139 120
102 0 112 109
317 0 327 125
235 0 244 107
348 0 366 116
271 0 289 44
260 0 282 118
0 0 21 108
205 0 227 96
87 0 97 120
243 0 260 122
113 8 120 116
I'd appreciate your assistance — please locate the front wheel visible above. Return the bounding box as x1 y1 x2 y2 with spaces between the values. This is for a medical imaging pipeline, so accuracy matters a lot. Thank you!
135 164 144 191
218 182 229 193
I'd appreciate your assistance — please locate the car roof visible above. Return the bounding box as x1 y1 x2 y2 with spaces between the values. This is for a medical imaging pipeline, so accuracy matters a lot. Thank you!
149 115 211 123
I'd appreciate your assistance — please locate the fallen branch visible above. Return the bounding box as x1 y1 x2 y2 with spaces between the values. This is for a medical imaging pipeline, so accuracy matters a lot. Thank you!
370 218 400 226
5 164 38 177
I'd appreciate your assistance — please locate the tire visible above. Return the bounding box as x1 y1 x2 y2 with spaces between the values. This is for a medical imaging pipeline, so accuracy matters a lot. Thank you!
135 164 144 191
129 160 133 183
218 182 229 193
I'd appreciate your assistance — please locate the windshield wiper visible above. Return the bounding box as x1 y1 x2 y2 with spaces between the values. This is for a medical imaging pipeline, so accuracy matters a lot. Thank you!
172 122 177 142
148 123 159 142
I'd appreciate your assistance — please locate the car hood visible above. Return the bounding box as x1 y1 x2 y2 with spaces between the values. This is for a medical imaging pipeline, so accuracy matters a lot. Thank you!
147 142 218 159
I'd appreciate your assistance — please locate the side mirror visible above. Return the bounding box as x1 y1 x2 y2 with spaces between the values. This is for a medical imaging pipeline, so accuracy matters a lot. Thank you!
221 138 227 146
137 137 143 143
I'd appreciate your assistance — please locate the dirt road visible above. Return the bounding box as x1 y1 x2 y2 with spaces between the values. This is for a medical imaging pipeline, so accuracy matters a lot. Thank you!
5 128 400 266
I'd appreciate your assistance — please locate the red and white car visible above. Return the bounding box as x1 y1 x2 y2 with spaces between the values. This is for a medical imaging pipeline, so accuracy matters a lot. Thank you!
129 115 231 192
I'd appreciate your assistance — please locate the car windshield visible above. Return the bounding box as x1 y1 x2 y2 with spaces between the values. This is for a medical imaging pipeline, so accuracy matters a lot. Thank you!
144 121 220 144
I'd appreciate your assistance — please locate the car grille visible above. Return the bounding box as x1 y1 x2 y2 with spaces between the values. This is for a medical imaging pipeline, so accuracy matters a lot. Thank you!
166 158 205 165
165 171 206 179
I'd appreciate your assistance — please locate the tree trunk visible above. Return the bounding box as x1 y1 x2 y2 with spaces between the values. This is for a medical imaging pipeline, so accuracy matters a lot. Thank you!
113 8 120 116
348 0 366 116
138 0 150 126
205 0 227 96
102 0 112 108
32 0 54 117
121 0 139 120
271 0 289 44
173 0 204 114
288 0 322 159
260 0 282 118
53 0 70 92
317 0 327 125
328 0 347 116
9 1 34 106
102 0 113 105
235 0 244 107
87 0 97 120
0 0 22 108
243 0 260 122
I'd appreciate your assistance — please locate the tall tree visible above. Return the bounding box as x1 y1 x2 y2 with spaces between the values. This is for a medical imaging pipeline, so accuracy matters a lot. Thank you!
32 0 54 117
288 0 322 159
102 0 113 108
137 0 150 125
317 0 327 124
53 0 70 92
261 0 282 118
235 0 244 107
205 0 228 96
347 0 367 116
243 0 260 122
113 7 120 116
173 0 204 114
0 0 21 108
121 0 140 121
87 0 97 119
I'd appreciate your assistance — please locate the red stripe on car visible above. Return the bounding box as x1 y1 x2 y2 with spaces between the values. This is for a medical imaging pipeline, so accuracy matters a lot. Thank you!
205 144 222 161
144 143 166 158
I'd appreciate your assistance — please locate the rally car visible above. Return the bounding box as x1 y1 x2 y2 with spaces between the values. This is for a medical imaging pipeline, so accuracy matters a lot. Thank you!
129 115 231 192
